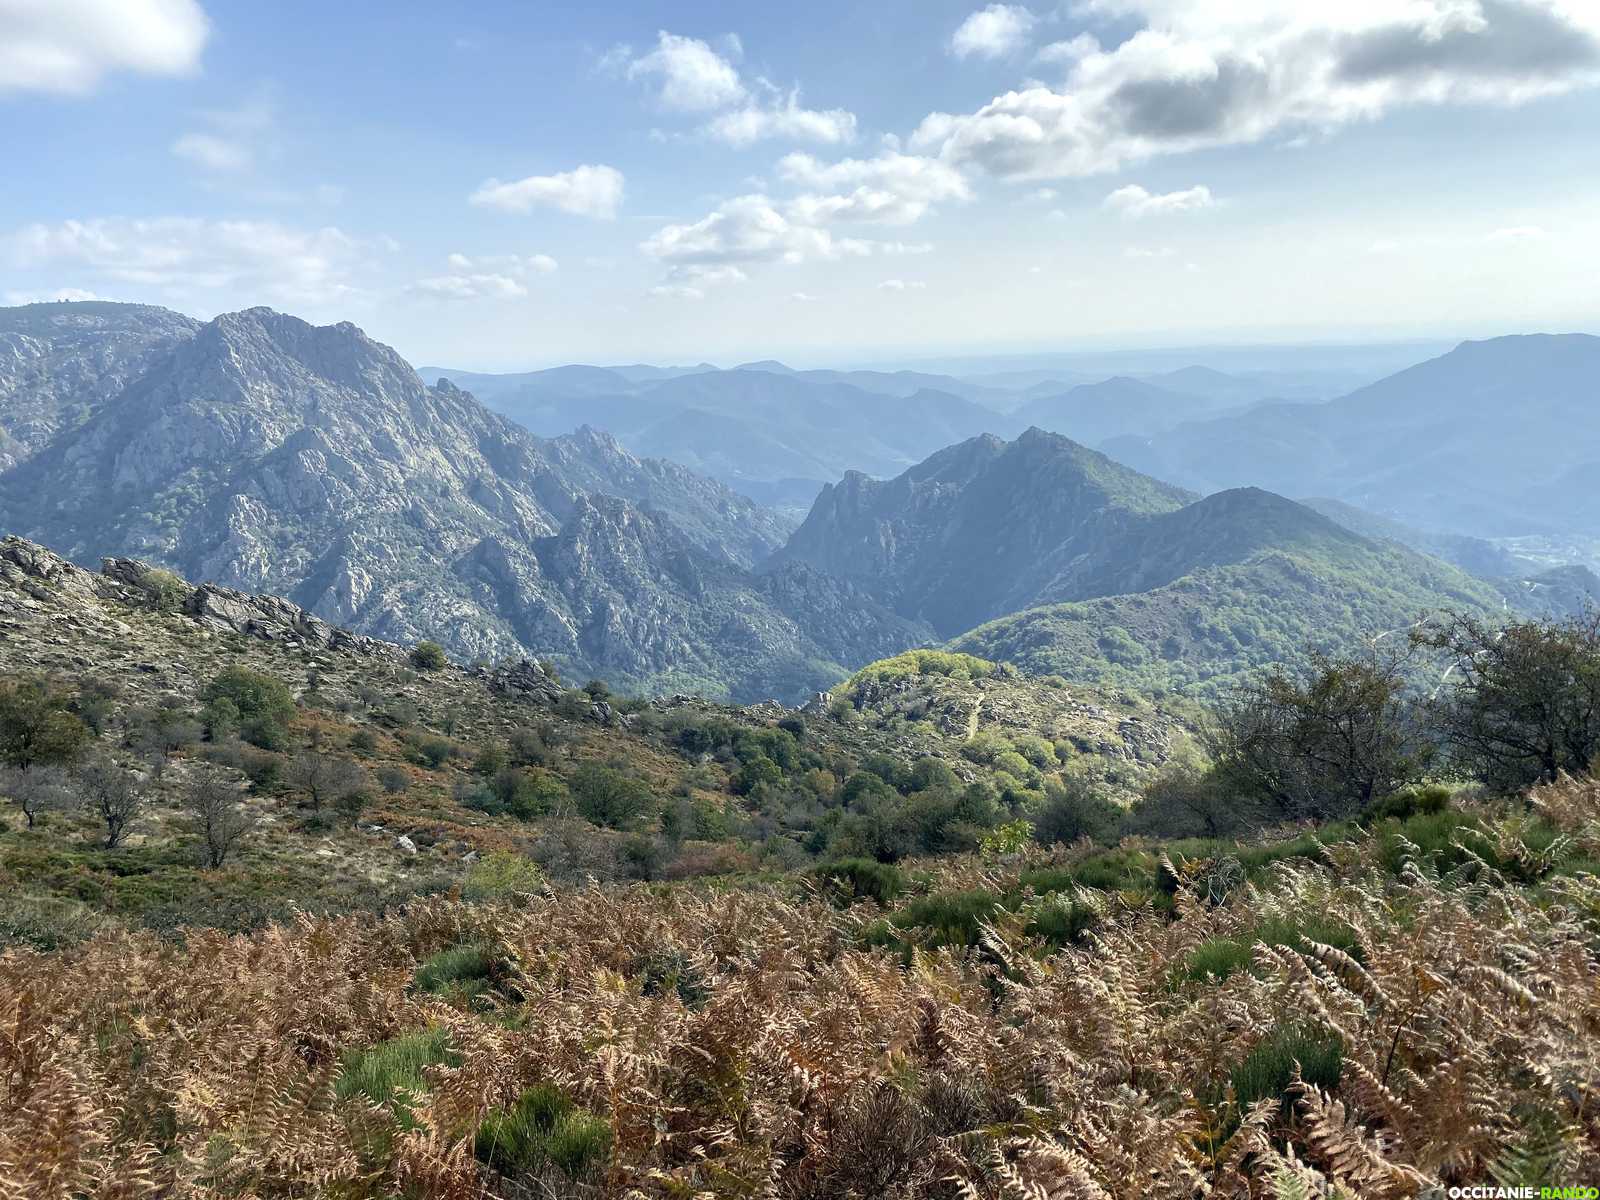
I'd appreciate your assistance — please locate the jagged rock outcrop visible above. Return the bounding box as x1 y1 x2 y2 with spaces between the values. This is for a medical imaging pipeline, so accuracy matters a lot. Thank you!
0 305 920 700
0 301 200 471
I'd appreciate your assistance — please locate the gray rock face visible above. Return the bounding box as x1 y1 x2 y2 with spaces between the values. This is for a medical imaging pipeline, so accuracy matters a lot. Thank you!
0 304 923 701
0 301 200 472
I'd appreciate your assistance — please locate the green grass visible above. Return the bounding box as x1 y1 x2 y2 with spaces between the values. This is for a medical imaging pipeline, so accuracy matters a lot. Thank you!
1179 914 1363 985
810 858 906 906
1229 1023 1343 1108
474 1083 612 1182
890 889 1005 948
412 944 496 996
335 1028 459 1128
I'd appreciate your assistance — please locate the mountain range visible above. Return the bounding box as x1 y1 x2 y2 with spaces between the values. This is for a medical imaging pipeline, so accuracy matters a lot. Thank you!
777 427 1526 695
0 302 924 701
2 299 1593 705
1104 333 1600 537
419 357 1355 513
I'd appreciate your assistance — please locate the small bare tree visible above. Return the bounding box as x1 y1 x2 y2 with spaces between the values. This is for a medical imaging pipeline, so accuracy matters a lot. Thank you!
76 755 146 849
0 764 74 829
184 764 256 869
285 751 367 814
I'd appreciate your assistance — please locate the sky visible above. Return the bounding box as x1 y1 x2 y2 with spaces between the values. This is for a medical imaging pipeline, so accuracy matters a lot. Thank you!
3 0 1599 369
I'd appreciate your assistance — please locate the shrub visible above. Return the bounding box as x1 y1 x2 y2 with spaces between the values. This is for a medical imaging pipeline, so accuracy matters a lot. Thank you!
462 851 545 901
1024 896 1099 947
849 650 998 686
0 676 90 768
1362 782 1452 824
812 858 906 906
376 764 411 795
571 763 654 830
891 889 1004 948
732 754 782 796
134 567 189 611
409 642 448 671
202 668 295 750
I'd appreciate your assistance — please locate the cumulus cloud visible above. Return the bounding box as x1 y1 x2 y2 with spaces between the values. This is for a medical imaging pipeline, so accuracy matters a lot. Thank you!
1125 245 1176 258
914 1 1600 178
639 150 966 294
641 195 872 272
609 30 858 147
410 252 557 301
618 30 746 111
706 92 857 146
878 278 927 290
4 217 369 307
777 151 971 223
951 5 1037 60
470 164 625 219
0 0 209 94
1104 183 1214 216
649 264 749 300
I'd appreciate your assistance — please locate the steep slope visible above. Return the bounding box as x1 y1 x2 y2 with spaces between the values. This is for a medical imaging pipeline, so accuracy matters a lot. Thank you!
0 308 920 699
1106 334 1600 537
773 428 1194 637
780 429 1507 696
0 301 199 470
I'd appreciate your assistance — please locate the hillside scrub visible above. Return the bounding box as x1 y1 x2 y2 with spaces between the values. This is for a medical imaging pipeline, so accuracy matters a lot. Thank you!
3 774 1600 1194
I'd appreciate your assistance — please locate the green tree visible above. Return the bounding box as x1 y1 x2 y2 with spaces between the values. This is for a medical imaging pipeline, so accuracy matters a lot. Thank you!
410 641 449 671
0 676 90 769
571 764 654 830
202 668 296 749
1206 649 1429 822
1415 612 1600 791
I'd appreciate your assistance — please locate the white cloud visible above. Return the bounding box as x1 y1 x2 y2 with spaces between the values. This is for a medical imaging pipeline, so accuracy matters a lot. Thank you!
951 5 1037 60
5 217 369 307
915 2 1600 179
611 32 859 148
878 278 927 290
638 149 968 293
777 151 970 223
649 263 749 300
619 31 746 111
0 0 209 94
791 291 818 301
411 273 527 300
171 131 251 172
2 286 107 305
1125 245 1176 258
1036 33 1100 65
470 164 625 219
411 252 558 300
1104 183 1214 216
707 92 857 146
641 194 873 272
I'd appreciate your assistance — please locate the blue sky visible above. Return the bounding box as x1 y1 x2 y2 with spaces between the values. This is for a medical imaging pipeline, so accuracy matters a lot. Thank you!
4 0 1599 368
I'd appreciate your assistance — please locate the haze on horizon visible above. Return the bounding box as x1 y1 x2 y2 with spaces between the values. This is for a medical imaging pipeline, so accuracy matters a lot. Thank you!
4 0 1599 370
